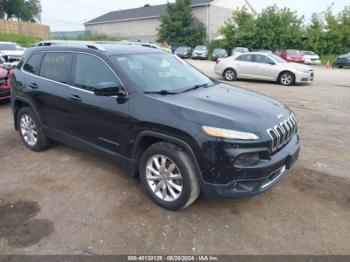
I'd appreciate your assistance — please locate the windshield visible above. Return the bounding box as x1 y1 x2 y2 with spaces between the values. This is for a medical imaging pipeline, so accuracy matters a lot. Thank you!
235 48 248 52
267 54 287 63
176 47 188 52
112 53 213 93
0 44 17 50
214 49 226 54
303 51 315 55
287 50 302 55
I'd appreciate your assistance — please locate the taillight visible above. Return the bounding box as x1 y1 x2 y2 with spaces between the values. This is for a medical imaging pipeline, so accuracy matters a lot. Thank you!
216 59 221 64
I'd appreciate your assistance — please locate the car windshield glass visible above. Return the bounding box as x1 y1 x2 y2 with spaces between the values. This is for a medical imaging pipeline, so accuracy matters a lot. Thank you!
195 46 207 51
303 51 315 55
214 49 226 54
268 54 287 63
0 44 17 50
176 47 188 52
287 50 302 55
111 53 213 93
235 48 248 52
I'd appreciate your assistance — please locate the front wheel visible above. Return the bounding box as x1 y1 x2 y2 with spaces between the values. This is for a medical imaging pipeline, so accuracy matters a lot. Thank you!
279 72 295 86
139 142 200 211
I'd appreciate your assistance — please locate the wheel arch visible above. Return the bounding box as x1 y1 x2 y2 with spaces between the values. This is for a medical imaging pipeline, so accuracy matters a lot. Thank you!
277 70 296 83
131 131 204 182
223 67 238 78
13 97 35 130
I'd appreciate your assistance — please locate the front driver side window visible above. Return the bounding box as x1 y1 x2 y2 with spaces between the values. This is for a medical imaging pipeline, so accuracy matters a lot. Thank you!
74 54 118 92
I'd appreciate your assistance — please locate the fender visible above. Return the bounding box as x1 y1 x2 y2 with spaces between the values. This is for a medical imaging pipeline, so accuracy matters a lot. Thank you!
132 131 204 182
12 96 44 130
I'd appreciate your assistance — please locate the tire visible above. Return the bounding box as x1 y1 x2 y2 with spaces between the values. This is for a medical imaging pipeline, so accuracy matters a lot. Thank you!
17 107 50 152
139 142 200 211
223 68 237 81
279 71 295 86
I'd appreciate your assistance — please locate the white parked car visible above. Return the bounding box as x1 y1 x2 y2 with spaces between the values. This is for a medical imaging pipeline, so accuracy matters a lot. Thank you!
215 52 314 86
0 42 25 65
302 51 321 65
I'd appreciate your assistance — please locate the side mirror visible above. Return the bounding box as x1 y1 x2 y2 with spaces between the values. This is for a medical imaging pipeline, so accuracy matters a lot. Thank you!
269 61 276 65
94 81 124 97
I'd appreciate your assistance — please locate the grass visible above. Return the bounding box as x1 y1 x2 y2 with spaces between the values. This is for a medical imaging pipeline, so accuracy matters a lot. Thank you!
0 33 121 48
320 55 337 65
0 33 41 47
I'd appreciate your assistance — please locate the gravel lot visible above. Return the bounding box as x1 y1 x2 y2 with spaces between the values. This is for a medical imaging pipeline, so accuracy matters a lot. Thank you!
0 61 349 255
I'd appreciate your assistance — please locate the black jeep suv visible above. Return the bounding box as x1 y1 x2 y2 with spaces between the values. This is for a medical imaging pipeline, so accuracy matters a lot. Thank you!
11 43 300 210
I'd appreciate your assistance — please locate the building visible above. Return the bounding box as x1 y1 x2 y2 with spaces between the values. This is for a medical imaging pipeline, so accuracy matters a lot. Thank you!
85 0 254 43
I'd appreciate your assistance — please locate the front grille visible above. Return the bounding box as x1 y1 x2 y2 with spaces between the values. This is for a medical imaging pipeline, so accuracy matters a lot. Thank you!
267 114 297 152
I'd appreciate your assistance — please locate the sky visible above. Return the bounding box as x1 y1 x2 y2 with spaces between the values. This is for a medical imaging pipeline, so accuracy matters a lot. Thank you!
40 0 349 31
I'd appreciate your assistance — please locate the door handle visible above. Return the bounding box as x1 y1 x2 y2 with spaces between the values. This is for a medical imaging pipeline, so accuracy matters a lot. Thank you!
28 83 38 89
68 94 82 102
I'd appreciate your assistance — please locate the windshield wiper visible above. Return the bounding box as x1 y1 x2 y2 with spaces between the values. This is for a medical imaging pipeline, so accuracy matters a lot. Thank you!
144 90 178 95
181 82 212 93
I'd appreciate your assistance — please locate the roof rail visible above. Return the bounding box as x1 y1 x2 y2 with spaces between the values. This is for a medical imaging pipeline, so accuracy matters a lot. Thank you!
33 40 107 51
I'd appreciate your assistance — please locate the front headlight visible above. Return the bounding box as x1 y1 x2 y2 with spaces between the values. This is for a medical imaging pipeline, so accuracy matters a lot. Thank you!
202 126 259 140
297 69 311 74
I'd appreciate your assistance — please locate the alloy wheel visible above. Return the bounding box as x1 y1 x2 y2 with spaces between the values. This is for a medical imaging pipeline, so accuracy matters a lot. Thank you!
145 154 183 202
224 69 235 81
20 114 38 146
280 73 293 85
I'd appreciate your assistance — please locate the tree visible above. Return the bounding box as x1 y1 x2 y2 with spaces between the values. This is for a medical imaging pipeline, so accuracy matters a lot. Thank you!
220 6 305 51
255 6 305 50
2 0 41 22
305 13 325 54
0 0 5 19
157 0 206 47
220 7 256 50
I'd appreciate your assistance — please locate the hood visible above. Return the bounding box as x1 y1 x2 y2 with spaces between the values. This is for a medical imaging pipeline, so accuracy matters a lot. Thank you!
146 83 293 139
337 54 350 60
0 50 24 56
284 62 312 71
304 54 320 59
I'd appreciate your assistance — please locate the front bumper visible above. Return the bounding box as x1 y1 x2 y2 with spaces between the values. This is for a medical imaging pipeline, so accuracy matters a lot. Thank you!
305 60 321 65
295 71 314 83
175 53 189 58
333 61 350 67
192 53 208 59
201 135 300 200
0 87 11 100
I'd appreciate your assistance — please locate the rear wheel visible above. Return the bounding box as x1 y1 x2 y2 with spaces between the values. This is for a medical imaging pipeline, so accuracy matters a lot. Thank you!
17 107 50 152
223 68 237 81
279 71 295 86
139 142 200 211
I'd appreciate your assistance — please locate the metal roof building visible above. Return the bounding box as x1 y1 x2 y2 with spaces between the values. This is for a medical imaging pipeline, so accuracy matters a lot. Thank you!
85 0 254 43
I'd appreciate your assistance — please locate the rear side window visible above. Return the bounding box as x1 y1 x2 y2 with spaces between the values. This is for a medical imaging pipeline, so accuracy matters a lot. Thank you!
23 53 42 75
254 54 273 64
236 54 253 62
74 54 117 92
40 52 73 83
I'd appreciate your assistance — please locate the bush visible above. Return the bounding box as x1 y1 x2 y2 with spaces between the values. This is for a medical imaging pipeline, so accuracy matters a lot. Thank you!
220 5 350 56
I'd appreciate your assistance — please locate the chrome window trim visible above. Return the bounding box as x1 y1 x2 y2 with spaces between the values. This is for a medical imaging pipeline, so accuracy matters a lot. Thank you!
21 50 128 97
